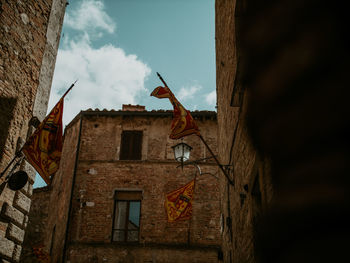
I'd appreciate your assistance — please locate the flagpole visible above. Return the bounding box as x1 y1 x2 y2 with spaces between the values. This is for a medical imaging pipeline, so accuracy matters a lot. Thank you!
197 134 234 185
156 72 168 87
0 153 21 180
61 79 78 99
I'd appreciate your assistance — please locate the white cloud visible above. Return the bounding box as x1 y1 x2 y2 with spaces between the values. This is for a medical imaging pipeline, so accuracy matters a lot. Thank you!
49 0 151 125
65 0 115 34
49 35 151 125
177 83 202 101
205 90 216 106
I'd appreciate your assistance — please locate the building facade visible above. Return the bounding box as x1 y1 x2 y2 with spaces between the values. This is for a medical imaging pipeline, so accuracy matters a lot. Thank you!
43 105 222 263
216 0 349 262
21 186 51 262
0 0 66 262
215 0 273 262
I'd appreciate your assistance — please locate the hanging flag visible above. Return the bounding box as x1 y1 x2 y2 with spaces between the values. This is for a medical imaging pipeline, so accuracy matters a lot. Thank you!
164 179 195 222
151 85 200 139
22 98 64 185
21 81 76 184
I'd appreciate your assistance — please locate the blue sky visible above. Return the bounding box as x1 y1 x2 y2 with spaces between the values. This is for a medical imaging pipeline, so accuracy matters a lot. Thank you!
34 0 215 188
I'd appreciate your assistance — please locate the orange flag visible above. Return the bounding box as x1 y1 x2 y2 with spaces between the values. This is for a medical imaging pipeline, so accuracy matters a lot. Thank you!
22 98 64 184
164 179 195 222
151 86 200 139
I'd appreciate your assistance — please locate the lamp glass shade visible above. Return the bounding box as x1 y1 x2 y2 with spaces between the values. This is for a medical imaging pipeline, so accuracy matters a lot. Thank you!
172 142 192 162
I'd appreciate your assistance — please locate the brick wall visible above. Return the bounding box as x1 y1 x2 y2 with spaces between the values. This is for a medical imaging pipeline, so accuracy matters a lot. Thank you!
43 117 81 263
45 110 221 263
68 245 219 263
235 1 350 263
20 186 50 262
0 0 66 261
215 0 273 262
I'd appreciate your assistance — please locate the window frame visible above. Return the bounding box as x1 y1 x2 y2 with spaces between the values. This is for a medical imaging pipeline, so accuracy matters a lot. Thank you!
119 130 143 160
111 190 142 243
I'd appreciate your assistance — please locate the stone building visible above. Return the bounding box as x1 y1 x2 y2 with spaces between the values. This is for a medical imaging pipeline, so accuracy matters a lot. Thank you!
42 105 222 263
21 186 51 262
216 0 349 262
0 0 66 262
215 0 274 262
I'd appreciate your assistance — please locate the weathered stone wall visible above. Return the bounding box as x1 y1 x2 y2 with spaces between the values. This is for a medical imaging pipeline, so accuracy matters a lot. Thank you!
216 0 273 262
237 1 349 263
0 180 33 262
46 110 221 263
0 0 66 261
1 0 51 174
20 186 50 262
68 245 219 263
43 117 81 263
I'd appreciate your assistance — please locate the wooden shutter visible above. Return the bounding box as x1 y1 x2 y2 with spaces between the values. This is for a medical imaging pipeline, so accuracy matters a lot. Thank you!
115 191 142 200
120 131 143 160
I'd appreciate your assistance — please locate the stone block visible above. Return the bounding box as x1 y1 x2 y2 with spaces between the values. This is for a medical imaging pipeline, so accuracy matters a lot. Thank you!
0 186 16 207
24 163 36 185
13 190 31 214
0 235 15 259
27 183 33 197
1 203 24 227
0 221 8 238
20 181 33 197
13 244 22 262
7 223 25 244
23 215 29 228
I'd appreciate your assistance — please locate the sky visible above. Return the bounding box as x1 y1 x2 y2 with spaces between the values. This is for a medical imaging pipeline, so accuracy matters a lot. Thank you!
34 0 216 188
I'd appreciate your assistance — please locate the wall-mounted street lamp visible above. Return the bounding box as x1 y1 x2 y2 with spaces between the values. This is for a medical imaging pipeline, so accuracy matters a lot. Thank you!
171 141 233 185
171 141 203 176
172 142 192 164
0 154 28 191
171 142 230 180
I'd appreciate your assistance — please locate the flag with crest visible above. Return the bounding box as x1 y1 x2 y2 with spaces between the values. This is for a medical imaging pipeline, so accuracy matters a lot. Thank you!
22 98 64 184
164 179 195 222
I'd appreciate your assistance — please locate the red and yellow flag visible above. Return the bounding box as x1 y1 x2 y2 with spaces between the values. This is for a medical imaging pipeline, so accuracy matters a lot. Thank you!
164 179 195 222
151 86 200 139
22 99 64 184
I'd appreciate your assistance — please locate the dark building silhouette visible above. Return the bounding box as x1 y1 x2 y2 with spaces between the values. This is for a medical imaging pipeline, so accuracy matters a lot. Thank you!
216 0 349 262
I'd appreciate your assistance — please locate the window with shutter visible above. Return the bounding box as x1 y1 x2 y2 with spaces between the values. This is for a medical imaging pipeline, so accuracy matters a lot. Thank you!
119 131 143 160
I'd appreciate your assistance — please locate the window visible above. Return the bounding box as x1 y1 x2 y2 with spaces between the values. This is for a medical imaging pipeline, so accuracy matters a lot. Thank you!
119 131 143 160
112 191 142 242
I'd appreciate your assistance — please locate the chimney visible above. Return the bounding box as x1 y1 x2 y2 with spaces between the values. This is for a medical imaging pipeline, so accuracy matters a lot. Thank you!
122 104 146 112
